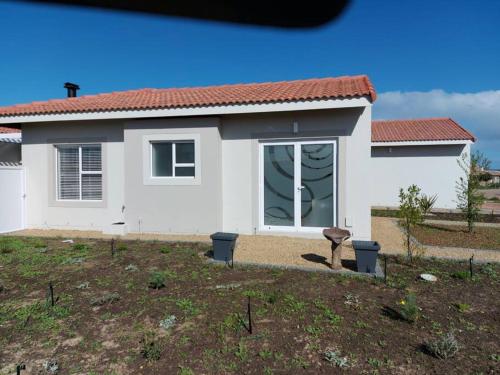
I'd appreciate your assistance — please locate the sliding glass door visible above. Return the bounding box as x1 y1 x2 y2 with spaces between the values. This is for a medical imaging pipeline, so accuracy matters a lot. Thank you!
260 140 336 231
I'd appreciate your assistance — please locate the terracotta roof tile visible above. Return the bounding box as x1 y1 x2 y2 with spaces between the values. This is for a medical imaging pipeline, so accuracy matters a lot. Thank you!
0 75 376 117
372 118 475 143
0 126 21 134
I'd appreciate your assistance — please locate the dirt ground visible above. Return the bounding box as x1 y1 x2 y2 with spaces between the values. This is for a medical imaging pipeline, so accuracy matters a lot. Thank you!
1 236 499 374
9 217 500 269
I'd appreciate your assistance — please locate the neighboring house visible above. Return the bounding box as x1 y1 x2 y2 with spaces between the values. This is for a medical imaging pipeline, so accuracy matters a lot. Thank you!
0 76 376 239
0 126 22 166
371 118 475 209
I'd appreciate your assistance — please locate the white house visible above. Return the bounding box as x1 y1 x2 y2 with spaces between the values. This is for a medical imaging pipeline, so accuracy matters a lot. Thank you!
371 118 475 209
0 76 475 239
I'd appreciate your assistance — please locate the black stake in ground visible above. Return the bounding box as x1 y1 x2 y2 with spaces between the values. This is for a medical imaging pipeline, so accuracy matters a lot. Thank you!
47 282 55 307
16 364 25 375
384 255 388 284
247 296 253 334
469 255 474 278
111 238 115 257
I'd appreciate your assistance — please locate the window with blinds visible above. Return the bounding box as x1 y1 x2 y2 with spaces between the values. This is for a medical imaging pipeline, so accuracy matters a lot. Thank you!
56 144 102 201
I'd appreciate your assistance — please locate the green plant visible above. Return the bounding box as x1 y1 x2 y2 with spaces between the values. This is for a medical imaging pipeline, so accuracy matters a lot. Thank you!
425 332 459 359
456 151 490 232
283 294 306 313
489 354 500 362
176 298 200 316
117 244 128 252
258 348 273 360
160 246 171 254
0 237 25 254
72 243 88 251
141 331 162 361
398 185 424 261
234 341 248 361
420 194 438 215
148 271 166 289
398 293 420 323
451 270 470 280
178 367 194 375
454 303 470 313
323 349 349 368
480 263 498 279
367 357 383 368
159 315 176 330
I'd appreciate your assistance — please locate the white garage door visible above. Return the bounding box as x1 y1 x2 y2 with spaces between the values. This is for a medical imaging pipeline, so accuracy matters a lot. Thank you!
0 167 25 233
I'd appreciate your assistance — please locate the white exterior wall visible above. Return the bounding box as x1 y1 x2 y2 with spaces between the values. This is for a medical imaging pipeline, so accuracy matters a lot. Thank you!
22 121 125 230
221 107 372 240
370 143 470 209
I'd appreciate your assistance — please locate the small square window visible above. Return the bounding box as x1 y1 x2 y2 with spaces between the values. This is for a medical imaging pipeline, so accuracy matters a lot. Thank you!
151 140 195 178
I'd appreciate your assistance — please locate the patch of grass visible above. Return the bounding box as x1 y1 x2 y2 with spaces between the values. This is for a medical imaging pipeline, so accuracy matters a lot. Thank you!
234 341 248 362
141 331 162 361
72 243 88 252
160 246 172 254
0 237 26 254
283 294 306 314
90 292 120 306
454 303 471 313
258 348 273 360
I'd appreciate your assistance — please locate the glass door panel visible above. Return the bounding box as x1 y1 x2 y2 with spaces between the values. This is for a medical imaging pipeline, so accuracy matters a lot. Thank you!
300 143 334 228
263 144 295 227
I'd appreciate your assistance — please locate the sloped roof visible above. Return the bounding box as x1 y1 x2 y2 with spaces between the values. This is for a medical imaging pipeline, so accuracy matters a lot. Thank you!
0 126 21 134
372 118 475 143
0 75 376 117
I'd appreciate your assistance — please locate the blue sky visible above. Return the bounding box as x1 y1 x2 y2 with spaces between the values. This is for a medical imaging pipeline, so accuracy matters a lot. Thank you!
0 0 499 166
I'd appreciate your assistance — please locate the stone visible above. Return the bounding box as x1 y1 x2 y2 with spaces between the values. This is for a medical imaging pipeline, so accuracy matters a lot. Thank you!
420 273 437 282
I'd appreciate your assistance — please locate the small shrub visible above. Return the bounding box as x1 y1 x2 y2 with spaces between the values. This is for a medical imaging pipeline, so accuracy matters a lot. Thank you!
90 292 120 306
323 349 349 368
398 293 420 323
159 315 176 330
176 298 200 316
258 349 273 360
420 194 438 215
148 271 166 289
141 331 162 361
160 246 171 254
426 332 459 359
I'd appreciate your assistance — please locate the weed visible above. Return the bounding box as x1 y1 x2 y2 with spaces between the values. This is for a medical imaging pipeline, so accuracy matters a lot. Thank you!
263 367 273 375
0 237 25 254
367 357 383 368
480 264 497 279
454 303 470 313
398 293 420 323
305 325 323 337
489 354 500 362
425 331 459 359
148 271 166 289
117 244 128 252
290 355 309 369
354 320 369 329
141 331 162 361
313 299 342 326
220 312 246 334
125 264 138 272
90 292 120 306
324 349 349 368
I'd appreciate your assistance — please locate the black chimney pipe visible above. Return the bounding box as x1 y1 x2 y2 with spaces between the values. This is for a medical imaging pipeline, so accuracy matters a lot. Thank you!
64 82 80 98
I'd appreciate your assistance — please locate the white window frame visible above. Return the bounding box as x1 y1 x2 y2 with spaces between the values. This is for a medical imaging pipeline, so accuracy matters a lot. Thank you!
143 133 201 186
258 139 337 233
55 143 103 202
150 140 195 178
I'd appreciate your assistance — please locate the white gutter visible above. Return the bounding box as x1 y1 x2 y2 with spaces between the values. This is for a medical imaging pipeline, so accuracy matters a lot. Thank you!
0 96 371 124
371 140 473 147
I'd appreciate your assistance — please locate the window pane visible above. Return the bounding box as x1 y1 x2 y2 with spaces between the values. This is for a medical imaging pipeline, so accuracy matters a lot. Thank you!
82 174 102 200
175 141 194 163
57 146 79 200
152 142 173 177
175 166 195 177
82 145 102 171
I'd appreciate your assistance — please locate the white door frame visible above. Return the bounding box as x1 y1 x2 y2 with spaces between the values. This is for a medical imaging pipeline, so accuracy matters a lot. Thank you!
258 139 337 233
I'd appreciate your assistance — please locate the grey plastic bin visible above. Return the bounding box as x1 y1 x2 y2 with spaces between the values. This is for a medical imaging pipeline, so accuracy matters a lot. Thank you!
210 232 239 262
352 240 380 274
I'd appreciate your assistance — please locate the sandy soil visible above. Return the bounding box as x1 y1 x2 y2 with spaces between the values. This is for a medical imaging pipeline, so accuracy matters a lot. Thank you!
7 217 500 269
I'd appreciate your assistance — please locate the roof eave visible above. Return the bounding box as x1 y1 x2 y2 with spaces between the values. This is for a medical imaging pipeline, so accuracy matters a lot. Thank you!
371 139 474 147
0 96 372 124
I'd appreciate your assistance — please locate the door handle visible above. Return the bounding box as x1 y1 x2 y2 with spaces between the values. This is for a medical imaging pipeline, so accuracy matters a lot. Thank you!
297 186 305 191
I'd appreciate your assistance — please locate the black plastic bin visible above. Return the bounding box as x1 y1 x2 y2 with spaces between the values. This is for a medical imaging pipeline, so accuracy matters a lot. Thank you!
352 240 380 274
210 232 239 262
